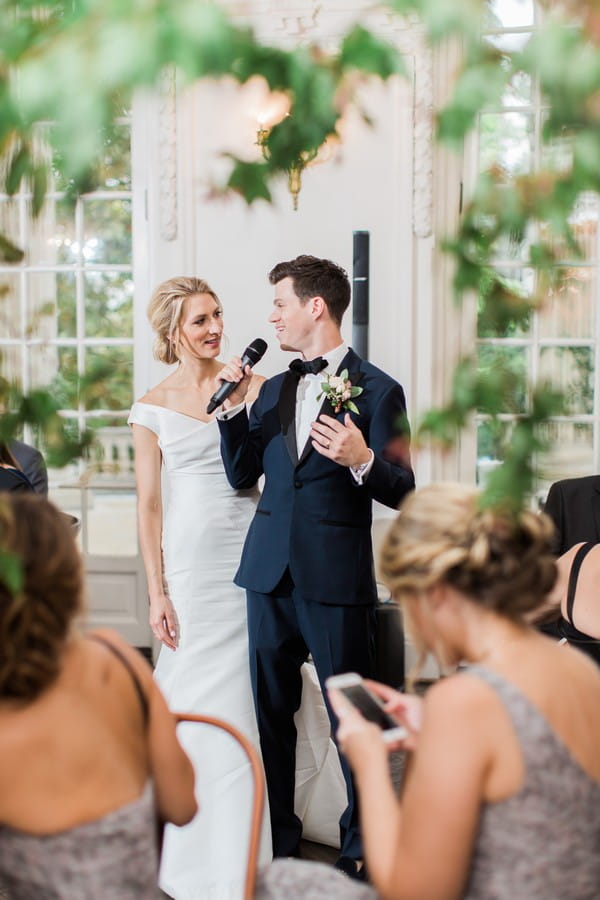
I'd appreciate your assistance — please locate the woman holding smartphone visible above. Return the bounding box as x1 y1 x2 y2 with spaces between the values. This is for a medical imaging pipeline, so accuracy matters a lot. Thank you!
257 482 600 899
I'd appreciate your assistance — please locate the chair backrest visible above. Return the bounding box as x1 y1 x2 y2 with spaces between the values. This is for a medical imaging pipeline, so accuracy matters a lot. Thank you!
174 712 265 900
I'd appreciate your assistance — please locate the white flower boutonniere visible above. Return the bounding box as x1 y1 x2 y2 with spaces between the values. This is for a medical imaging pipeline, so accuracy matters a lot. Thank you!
317 369 363 415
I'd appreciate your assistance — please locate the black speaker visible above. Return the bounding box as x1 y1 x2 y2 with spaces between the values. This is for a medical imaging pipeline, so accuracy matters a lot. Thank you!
352 230 369 360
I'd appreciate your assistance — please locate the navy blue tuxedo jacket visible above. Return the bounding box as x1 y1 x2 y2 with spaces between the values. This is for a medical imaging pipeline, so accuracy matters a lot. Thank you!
218 348 415 606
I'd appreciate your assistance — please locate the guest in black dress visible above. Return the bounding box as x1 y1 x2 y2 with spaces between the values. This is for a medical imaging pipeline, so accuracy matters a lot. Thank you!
533 541 600 666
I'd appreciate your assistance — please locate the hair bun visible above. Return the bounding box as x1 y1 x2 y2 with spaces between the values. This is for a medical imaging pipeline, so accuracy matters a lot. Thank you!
380 483 557 621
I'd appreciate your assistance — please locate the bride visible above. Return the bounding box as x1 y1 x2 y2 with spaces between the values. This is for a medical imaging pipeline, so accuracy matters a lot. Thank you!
129 277 344 899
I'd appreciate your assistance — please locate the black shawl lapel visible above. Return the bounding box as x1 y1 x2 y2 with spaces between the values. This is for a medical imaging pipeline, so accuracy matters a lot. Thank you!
279 371 299 466
297 348 364 466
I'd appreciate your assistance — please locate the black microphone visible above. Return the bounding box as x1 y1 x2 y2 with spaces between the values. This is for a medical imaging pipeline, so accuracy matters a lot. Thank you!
206 338 267 414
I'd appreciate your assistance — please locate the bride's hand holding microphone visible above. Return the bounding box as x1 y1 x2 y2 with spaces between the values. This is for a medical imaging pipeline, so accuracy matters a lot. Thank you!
211 357 253 410
207 338 267 414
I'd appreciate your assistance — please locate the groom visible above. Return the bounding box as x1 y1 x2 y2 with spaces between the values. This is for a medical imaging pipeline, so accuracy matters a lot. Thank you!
216 255 414 877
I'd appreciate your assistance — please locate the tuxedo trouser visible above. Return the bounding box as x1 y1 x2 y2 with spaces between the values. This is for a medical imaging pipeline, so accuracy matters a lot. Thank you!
246 571 376 860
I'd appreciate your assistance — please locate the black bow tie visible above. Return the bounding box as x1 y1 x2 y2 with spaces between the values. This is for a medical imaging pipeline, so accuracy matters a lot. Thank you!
289 357 328 377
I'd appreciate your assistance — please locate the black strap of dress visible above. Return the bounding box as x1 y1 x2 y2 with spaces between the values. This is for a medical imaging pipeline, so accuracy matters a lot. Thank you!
87 634 149 726
565 542 595 626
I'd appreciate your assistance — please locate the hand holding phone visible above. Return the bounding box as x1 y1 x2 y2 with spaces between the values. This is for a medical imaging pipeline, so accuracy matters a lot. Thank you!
326 672 408 743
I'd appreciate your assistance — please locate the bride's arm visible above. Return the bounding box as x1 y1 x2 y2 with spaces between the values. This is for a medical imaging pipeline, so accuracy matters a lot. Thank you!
131 424 178 650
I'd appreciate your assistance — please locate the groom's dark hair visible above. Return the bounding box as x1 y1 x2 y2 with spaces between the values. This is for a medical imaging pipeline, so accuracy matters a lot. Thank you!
268 255 350 327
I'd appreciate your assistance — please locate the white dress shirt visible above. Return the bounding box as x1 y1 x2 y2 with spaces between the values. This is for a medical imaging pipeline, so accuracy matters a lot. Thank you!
217 342 374 482
295 343 348 454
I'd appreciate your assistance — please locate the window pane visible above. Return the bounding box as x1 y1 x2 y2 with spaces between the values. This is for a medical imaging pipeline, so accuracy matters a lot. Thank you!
484 30 532 53
29 197 77 267
57 272 77 338
26 272 58 341
539 267 595 339
477 267 533 337
483 37 533 106
539 346 594 415
477 345 528 412
490 219 537 263
92 123 131 191
479 112 534 178
0 198 21 250
570 198 599 264
537 421 594 487
82 199 132 265
541 126 573 174
0 345 21 384
484 0 534 29
502 71 533 108
84 346 133 411
0 273 22 341
39 345 75 404
477 417 514 471
85 271 133 338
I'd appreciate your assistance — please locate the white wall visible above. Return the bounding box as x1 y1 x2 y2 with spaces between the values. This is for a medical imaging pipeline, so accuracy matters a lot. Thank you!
183 75 414 389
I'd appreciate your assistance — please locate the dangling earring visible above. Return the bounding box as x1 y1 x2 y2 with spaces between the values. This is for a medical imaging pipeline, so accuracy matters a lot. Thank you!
169 334 181 365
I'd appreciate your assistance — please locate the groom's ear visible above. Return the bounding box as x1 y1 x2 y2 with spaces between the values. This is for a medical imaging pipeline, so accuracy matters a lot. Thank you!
310 295 326 320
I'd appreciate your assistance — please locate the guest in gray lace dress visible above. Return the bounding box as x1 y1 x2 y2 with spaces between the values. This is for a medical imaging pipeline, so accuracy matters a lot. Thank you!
0 495 196 899
257 483 600 899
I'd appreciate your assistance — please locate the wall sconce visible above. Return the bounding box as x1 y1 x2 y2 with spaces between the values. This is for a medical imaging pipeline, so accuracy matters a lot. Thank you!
256 126 320 210
256 126 337 211
249 79 338 210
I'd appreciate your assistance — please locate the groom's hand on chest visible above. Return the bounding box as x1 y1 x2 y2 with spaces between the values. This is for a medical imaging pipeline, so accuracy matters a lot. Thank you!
310 413 371 468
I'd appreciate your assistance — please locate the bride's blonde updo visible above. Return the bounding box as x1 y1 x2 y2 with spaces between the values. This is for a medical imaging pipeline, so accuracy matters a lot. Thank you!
148 276 221 365
380 483 557 621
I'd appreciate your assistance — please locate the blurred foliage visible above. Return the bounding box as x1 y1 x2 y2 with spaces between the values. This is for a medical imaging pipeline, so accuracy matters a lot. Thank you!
0 0 403 468
0 2 404 215
0 0 599 511
398 0 600 510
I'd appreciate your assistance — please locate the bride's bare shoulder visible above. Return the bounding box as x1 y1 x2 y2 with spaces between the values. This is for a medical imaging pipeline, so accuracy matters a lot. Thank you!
137 375 177 407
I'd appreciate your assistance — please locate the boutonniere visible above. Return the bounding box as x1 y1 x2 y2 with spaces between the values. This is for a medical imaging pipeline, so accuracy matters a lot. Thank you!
317 369 363 415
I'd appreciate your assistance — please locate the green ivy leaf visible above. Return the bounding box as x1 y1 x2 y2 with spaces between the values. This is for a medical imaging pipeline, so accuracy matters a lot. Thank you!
226 160 272 205
0 234 25 263
0 550 24 596
5 143 31 195
340 26 404 78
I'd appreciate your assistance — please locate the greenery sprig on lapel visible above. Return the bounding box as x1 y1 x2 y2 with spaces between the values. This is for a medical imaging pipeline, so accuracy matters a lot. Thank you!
317 370 363 415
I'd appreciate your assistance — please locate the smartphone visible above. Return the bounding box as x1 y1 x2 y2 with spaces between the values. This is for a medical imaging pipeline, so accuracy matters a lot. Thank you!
326 672 408 743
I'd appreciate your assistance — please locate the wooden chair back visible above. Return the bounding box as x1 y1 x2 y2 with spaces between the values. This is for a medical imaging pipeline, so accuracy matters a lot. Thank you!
174 712 265 900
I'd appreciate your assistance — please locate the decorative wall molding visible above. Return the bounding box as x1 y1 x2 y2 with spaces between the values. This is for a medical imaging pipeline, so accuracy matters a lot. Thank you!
411 43 434 239
157 67 178 242
226 2 434 239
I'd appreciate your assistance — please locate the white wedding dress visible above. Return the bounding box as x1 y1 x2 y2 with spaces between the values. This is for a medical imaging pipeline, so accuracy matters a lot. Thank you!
128 402 346 900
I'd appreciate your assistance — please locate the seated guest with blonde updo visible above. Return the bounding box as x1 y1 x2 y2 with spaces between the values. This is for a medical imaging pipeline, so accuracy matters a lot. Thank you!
256 483 600 900
0 494 196 899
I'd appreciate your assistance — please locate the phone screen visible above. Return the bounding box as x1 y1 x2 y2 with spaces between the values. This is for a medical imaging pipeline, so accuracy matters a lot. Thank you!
339 683 398 731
